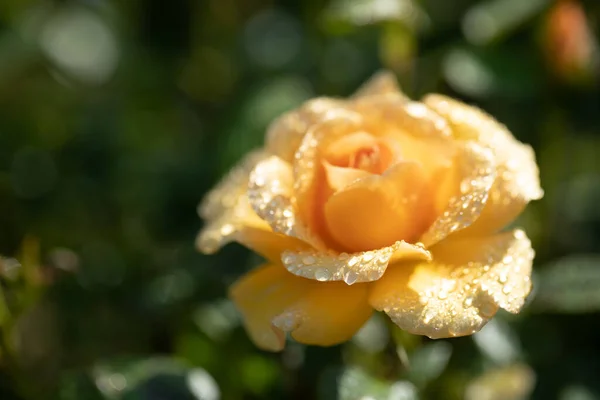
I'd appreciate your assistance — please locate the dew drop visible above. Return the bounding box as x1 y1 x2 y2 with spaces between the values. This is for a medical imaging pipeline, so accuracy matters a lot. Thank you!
438 291 448 300
302 255 316 265
479 301 496 318
347 256 359 267
503 255 514 264
423 310 436 323
315 268 331 282
344 271 358 285
219 224 235 236
502 285 512 294
463 297 473 307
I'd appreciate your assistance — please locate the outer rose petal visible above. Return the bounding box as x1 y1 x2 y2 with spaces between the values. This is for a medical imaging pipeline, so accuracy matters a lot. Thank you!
248 156 324 250
281 240 430 285
197 150 303 262
351 70 409 100
419 142 496 248
265 98 347 162
423 94 544 235
230 264 372 351
368 229 534 339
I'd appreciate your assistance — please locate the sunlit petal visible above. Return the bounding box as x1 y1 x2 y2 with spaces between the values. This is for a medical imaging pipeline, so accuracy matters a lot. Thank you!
248 155 324 250
281 240 431 285
351 70 409 99
265 98 347 162
197 150 303 261
369 229 534 339
324 161 434 252
419 142 496 248
424 94 544 235
230 264 372 351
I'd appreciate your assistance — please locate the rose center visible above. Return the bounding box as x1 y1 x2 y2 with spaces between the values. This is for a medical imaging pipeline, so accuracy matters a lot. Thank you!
348 145 383 173
324 132 396 175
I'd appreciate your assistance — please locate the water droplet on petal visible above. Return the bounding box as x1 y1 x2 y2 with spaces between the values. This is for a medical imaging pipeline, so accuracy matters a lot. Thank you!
302 255 316 265
315 268 331 282
344 271 358 285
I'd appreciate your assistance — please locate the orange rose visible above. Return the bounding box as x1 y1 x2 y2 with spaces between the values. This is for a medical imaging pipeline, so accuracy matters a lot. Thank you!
197 71 543 351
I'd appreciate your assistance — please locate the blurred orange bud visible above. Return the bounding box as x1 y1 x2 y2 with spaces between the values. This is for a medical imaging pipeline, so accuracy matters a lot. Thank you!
544 0 599 84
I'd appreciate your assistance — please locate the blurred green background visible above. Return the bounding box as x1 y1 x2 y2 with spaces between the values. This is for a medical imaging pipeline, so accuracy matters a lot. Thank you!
1 0 599 399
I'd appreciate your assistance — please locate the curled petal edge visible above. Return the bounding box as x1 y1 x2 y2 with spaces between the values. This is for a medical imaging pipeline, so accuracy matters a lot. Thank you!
369 229 534 339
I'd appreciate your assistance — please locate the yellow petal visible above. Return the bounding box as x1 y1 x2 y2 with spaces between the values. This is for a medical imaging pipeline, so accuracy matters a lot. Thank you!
198 149 267 221
349 95 457 187
419 142 496 248
369 229 534 339
197 196 303 262
423 94 544 235
265 97 347 162
230 264 372 351
324 161 433 252
248 155 324 250
197 150 302 262
351 70 409 100
323 162 373 192
293 113 365 249
281 240 430 284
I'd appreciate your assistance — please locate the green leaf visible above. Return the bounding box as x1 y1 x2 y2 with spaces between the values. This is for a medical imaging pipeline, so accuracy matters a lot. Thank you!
532 254 600 313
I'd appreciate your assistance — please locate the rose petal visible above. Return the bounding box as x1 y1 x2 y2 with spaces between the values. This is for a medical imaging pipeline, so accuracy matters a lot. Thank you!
197 150 302 261
324 161 434 252
281 240 431 284
248 155 324 250
368 229 534 339
352 70 409 100
323 162 372 192
230 264 372 351
423 94 544 235
419 142 496 248
265 98 347 162
293 114 364 249
352 97 453 140
198 150 267 221
197 196 304 262
349 96 457 186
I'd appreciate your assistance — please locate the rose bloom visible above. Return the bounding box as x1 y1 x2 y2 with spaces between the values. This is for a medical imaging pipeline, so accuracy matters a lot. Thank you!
197 72 543 351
